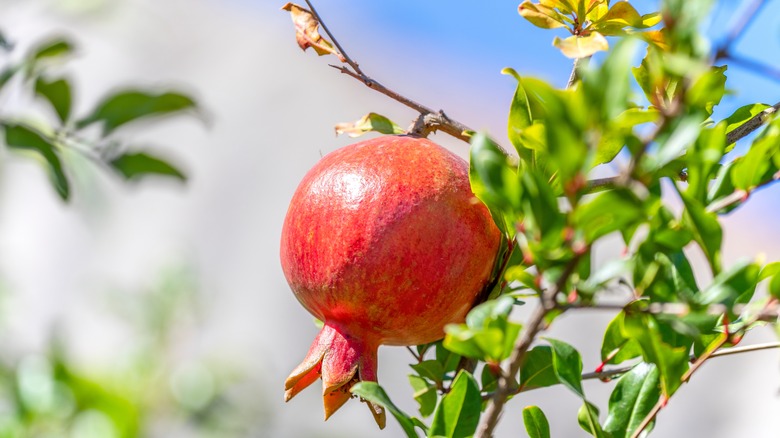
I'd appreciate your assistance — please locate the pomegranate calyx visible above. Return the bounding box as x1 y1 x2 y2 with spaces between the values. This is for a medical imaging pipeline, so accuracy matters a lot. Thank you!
284 323 386 428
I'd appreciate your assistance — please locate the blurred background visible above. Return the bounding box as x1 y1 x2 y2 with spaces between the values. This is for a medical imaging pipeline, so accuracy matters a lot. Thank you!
0 0 778 436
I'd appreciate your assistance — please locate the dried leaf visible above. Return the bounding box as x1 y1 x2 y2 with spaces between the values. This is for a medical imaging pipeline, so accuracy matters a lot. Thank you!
553 32 609 58
281 3 345 62
334 113 403 138
519 1 568 29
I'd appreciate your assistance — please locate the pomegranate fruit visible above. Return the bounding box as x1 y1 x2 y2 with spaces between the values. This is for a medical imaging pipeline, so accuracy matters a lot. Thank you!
280 135 501 427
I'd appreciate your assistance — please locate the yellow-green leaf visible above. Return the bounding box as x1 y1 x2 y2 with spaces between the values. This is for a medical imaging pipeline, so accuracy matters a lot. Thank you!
519 1 568 29
334 112 404 138
553 32 609 58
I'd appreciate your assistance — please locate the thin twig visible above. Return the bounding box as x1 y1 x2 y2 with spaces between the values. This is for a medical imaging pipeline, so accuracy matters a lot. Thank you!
562 300 780 322
707 170 780 213
475 254 584 438
303 0 362 76
566 56 588 89
726 102 780 145
302 1 508 152
581 341 780 382
629 297 778 438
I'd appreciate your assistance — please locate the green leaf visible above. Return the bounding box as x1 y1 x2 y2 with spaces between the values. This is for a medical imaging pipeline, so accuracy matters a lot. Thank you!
110 151 186 182
411 360 445 385
601 311 643 365
409 375 438 418
583 37 640 122
429 371 481 438
519 346 559 391
3 124 70 200
76 90 198 135
334 112 404 137
696 260 759 308
502 68 538 163
30 38 73 61
603 363 661 438
573 187 645 243
623 313 689 397
731 123 779 191
35 77 72 123
465 296 515 328
655 116 704 169
759 262 780 281
545 338 583 397
443 325 485 360
444 296 521 361
350 382 419 438
686 65 727 115
577 401 606 438
469 132 520 215
435 342 462 374
522 406 551 438
685 123 726 202
769 273 780 300
553 32 609 59
680 191 722 274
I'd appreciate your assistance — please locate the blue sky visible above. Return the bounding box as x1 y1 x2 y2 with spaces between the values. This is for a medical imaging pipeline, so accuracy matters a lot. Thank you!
276 1 780 130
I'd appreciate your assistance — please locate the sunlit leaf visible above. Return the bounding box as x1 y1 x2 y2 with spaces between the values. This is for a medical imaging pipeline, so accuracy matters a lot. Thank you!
76 90 198 136
686 66 727 116
281 3 345 61
30 38 73 61
523 406 551 438
553 32 609 59
334 112 404 137
519 1 568 29
594 1 661 33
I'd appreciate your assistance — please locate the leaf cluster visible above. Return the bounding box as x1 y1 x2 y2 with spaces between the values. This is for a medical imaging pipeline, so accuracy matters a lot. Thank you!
0 31 199 201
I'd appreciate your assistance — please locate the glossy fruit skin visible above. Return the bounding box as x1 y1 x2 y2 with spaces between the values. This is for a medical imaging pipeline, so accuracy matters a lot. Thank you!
281 135 501 426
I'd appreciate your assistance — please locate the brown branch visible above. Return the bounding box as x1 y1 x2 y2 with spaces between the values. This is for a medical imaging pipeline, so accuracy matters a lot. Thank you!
303 0 362 76
726 102 780 145
563 300 780 322
566 56 589 89
707 169 780 213
475 254 584 438
302 1 508 152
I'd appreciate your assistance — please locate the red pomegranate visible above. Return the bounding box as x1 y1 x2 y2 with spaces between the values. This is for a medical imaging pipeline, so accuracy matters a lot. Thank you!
280 135 501 427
